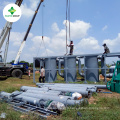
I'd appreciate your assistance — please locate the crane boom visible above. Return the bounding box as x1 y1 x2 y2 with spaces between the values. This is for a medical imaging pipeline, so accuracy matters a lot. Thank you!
14 0 44 64
0 22 12 50
3 29 11 65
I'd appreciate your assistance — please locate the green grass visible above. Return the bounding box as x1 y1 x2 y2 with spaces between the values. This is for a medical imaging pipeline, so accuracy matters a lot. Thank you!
54 97 120 120
0 102 41 120
0 102 21 120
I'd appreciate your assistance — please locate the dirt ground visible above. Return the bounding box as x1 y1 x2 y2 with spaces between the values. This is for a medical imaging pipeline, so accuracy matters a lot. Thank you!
99 74 111 81
88 89 120 104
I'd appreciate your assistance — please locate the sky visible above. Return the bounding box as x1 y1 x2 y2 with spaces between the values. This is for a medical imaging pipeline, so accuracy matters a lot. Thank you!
0 0 120 64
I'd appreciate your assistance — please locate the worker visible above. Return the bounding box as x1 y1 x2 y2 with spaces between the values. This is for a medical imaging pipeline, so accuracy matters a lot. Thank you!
67 41 74 55
102 43 110 54
39 66 45 83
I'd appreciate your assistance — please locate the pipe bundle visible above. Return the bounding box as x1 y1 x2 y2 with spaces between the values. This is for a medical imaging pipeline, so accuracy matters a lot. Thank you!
0 83 106 117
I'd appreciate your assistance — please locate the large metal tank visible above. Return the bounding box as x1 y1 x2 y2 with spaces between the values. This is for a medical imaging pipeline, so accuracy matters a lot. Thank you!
45 57 57 82
85 56 99 82
64 56 76 82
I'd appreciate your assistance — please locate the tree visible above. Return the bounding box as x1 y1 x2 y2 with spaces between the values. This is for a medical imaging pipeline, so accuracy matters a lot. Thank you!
9 60 15 64
29 63 33 67
19 61 29 66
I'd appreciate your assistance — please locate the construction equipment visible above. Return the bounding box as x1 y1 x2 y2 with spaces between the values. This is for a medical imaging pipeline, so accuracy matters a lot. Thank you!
107 61 120 93
0 0 44 78
14 0 44 64
0 0 24 78
0 0 23 65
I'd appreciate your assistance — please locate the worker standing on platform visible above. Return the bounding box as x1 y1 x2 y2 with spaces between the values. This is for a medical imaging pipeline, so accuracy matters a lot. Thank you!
102 43 110 54
39 66 45 83
67 41 74 55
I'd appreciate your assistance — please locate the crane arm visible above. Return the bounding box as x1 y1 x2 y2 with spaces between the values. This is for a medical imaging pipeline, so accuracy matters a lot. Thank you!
14 0 44 64
0 22 12 50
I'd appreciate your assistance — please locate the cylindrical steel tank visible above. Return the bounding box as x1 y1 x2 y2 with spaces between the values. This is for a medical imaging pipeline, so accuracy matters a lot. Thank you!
64 56 76 82
85 56 99 82
45 57 57 82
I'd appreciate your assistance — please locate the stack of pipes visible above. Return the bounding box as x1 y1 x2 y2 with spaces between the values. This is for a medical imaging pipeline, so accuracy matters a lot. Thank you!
0 85 89 113
36 83 107 89
20 86 91 98
0 83 106 116
36 83 106 97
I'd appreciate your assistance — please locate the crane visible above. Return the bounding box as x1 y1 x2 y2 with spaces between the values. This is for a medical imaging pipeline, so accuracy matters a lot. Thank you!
14 0 44 64
0 0 23 50
0 0 23 78
0 0 44 78
0 0 23 65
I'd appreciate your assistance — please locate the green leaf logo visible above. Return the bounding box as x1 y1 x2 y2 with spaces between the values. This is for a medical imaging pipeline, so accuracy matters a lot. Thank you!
8 7 16 15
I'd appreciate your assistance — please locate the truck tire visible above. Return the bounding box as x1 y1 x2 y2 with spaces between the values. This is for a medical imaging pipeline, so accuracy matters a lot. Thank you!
11 69 23 78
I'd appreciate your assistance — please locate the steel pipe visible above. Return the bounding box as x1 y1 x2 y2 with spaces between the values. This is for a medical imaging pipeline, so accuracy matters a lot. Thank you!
47 87 91 97
19 92 88 106
20 86 49 92
0 91 11 99
36 83 107 89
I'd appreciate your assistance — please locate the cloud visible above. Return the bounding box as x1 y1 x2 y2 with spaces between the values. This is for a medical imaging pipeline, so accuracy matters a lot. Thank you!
29 46 36 52
51 23 60 32
0 19 103 62
31 36 51 55
29 0 39 10
50 37 66 54
75 37 101 54
21 4 34 18
63 20 91 39
20 0 40 18
3 19 118 63
53 20 91 42
7 50 17 61
55 29 66 39
32 36 50 46
38 49 54 57
48 20 91 55
9 32 33 46
31 20 92 56
102 25 108 31
103 33 120 52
